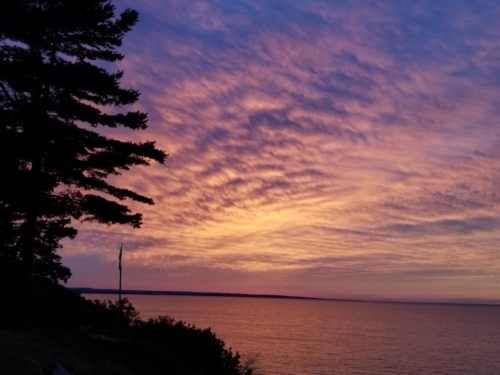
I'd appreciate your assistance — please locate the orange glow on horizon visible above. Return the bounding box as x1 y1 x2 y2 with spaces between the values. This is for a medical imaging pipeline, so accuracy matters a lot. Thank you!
61 0 500 304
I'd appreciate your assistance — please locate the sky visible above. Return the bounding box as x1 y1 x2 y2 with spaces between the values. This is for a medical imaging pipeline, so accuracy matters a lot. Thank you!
62 0 500 304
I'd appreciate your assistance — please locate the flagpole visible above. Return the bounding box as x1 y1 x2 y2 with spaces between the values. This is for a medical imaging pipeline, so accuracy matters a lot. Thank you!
118 243 123 332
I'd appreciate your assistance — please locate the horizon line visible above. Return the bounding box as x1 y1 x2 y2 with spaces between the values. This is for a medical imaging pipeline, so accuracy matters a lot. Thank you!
72 287 500 307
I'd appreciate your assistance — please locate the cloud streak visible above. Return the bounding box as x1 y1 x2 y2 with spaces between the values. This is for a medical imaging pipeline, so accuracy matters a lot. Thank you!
62 0 500 303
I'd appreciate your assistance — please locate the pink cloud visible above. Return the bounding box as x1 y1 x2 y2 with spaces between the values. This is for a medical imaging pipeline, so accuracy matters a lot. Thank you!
62 0 500 303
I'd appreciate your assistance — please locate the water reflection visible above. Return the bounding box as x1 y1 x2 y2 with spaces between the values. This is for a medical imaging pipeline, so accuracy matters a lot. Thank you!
85 295 500 375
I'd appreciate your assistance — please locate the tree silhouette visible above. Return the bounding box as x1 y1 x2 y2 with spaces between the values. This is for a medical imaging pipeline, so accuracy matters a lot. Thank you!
0 141 74 287
0 0 167 327
0 210 74 288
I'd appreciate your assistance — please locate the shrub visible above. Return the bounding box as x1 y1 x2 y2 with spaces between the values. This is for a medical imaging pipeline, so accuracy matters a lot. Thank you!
0 286 260 374
128 316 255 375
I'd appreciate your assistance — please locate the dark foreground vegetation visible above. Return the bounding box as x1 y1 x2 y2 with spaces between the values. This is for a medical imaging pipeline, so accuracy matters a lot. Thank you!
0 0 167 327
0 286 258 375
0 1 259 373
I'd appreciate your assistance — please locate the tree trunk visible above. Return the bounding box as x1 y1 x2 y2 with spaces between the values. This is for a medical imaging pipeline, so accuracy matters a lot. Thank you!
19 155 42 329
17 20 52 329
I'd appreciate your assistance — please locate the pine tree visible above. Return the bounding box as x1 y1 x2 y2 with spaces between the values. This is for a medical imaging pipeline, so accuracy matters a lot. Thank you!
0 0 167 327
0 212 74 288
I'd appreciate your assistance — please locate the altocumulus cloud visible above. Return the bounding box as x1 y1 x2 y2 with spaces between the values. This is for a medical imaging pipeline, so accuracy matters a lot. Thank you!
62 0 500 303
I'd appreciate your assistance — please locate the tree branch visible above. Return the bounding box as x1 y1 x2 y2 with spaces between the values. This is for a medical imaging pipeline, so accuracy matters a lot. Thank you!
0 82 17 106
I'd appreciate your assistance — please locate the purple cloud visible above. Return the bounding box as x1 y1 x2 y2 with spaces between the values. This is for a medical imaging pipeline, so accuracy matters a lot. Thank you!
61 0 500 303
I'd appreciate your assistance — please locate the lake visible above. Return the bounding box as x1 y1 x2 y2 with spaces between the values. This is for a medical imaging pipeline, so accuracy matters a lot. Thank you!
84 294 500 374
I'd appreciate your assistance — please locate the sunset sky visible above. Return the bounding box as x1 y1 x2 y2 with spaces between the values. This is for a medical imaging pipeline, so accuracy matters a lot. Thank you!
62 0 500 303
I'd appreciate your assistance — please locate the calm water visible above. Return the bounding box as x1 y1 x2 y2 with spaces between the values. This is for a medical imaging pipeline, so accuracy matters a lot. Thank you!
85 294 500 374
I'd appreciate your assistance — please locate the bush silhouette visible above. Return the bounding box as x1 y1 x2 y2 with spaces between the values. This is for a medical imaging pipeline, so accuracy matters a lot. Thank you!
0 286 259 375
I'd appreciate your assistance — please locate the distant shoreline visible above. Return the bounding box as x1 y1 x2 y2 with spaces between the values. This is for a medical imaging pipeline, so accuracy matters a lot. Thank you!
73 287 500 306
73 287 323 301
